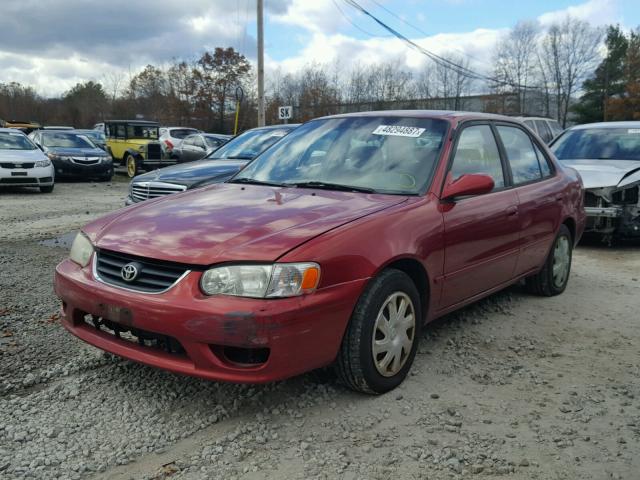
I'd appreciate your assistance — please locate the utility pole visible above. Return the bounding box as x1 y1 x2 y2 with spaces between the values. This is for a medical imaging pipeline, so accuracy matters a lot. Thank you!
257 0 265 126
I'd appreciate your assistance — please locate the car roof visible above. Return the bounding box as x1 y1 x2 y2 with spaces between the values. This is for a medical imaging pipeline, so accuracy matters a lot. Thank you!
512 116 558 122
106 120 160 126
317 110 523 123
0 127 27 134
569 121 640 130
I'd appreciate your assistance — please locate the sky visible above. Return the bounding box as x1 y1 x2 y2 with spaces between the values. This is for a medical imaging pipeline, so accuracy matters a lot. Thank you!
0 0 638 97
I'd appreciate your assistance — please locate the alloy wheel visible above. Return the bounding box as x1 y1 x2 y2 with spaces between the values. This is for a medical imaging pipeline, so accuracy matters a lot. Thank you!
552 235 570 288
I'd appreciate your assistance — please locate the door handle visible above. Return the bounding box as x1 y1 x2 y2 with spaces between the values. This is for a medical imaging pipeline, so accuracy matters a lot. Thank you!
506 206 518 216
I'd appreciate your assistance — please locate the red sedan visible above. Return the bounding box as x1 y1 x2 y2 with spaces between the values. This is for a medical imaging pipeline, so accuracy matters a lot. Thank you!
54 111 585 394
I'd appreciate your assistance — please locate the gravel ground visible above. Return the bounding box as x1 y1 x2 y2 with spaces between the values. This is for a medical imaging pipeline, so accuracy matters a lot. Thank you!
0 180 638 480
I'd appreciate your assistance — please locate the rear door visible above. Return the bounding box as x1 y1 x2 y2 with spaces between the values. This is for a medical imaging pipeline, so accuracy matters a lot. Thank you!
440 123 520 309
494 123 561 275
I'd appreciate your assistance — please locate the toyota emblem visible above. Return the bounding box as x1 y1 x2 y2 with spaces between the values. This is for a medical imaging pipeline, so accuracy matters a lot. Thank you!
121 263 139 282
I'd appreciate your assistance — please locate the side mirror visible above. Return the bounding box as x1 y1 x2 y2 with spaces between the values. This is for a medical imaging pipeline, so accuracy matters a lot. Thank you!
442 173 494 200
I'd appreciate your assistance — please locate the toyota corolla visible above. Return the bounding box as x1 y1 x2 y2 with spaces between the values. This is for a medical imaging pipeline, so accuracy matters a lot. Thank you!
54 111 585 394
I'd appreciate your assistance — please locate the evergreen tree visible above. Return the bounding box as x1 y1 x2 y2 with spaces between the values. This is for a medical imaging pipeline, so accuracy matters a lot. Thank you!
573 25 628 123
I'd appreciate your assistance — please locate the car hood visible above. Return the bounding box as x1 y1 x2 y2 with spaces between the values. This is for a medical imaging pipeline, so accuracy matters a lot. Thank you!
132 159 249 188
560 159 640 189
0 149 47 162
46 147 107 157
90 183 407 265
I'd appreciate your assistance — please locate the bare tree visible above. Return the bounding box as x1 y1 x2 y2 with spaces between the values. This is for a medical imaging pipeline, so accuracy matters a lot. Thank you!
539 17 603 127
493 20 539 114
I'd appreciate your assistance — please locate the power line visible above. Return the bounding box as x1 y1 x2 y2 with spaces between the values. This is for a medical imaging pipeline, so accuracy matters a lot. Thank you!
342 0 536 90
332 0 390 38
366 0 486 67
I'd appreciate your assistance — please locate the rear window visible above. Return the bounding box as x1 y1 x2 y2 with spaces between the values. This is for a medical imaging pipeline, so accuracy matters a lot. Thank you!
169 128 198 139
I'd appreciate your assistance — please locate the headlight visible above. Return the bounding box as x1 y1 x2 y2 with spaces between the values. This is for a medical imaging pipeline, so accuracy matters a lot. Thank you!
35 158 51 167
200 263 320 298
69 233 94 267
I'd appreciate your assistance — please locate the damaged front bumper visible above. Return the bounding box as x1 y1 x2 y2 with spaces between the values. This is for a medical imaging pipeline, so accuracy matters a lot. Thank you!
584 186 640 237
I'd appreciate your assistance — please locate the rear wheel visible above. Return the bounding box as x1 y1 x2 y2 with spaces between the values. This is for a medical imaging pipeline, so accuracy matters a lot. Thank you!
125 155 138 178
336 269 421 394
526 224 573 296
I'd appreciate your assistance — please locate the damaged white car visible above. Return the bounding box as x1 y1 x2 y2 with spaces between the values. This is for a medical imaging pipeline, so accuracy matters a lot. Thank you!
551 122 640 242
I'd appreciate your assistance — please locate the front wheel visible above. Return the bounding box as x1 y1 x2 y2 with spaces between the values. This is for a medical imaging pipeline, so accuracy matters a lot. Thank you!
125 155 139 178
526 224 573 296
336 269 421 394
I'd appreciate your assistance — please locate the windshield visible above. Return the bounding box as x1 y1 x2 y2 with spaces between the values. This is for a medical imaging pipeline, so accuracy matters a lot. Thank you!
551 127 640 161
81 131 105 142
42 132 95 149
233 117 448 195
0 132 37 150
169 128 198 139
209 127 292 160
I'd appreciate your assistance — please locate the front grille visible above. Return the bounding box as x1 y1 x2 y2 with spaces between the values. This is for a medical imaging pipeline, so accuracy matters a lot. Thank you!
584 192 601 208
71 157 100 165
146 143 162 160
130 181 186 202
0 162 35 169
95 250 189 293
0 177 37 184
83 314 186 355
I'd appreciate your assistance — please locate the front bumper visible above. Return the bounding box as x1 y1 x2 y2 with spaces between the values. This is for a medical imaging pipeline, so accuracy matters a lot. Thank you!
54 257 365 383
0 165 54 187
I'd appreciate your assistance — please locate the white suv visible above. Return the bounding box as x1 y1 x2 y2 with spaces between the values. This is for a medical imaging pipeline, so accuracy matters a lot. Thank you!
0 128 55 193
515 117 563 144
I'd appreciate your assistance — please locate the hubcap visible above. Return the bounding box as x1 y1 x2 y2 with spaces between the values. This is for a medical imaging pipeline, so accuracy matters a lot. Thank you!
372 292 416 377
552 235 570 288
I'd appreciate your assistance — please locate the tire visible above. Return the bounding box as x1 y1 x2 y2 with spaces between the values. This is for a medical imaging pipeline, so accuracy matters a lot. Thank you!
100 169 114 182
125 155 139 178
526 224 573 296
40 184 54 193
336 269 422 394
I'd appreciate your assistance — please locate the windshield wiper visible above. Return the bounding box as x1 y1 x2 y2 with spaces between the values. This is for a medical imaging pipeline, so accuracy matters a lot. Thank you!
229 177 288 187
287 181 376 194
224 155 254 160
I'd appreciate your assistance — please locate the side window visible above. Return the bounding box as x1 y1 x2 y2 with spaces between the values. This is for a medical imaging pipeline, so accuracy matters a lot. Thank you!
534 120 552 143
497 125 542 184
183 136 195 147
116 125 126 139
533 143 552 177
450 125 505 190
523 119 537 135
193 136 205 148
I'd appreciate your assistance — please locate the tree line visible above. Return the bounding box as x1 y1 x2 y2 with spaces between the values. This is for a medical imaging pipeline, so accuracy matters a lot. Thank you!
0 17 638 133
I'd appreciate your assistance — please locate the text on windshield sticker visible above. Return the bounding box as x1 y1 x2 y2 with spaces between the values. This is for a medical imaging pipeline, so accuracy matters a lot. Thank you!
372 125 425 138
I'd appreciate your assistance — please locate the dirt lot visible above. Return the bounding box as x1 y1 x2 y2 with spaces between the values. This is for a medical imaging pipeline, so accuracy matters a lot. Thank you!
0 180 638 480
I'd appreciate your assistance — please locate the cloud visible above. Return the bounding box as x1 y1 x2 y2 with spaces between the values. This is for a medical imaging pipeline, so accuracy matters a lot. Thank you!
538 0 618 26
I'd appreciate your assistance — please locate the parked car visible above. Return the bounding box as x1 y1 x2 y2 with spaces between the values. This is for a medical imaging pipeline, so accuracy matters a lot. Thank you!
159 127 200 158
0 128 55 193
74 129 107 150
29 130 113 181
93 123 105 133
515 116 563 144
126 124 298 204
104 120 166 178
174 133 233 163
550 121 640 241
55 111 584 394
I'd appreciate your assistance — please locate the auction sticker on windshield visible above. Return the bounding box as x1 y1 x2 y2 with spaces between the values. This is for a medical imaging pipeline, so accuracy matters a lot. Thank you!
372 125 426 137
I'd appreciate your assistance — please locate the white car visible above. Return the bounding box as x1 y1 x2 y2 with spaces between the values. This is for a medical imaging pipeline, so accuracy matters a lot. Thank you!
159 127 200 158
0 128 55 193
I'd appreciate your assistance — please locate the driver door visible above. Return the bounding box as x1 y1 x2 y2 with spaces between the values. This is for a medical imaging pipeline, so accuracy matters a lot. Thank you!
439 123 520 309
